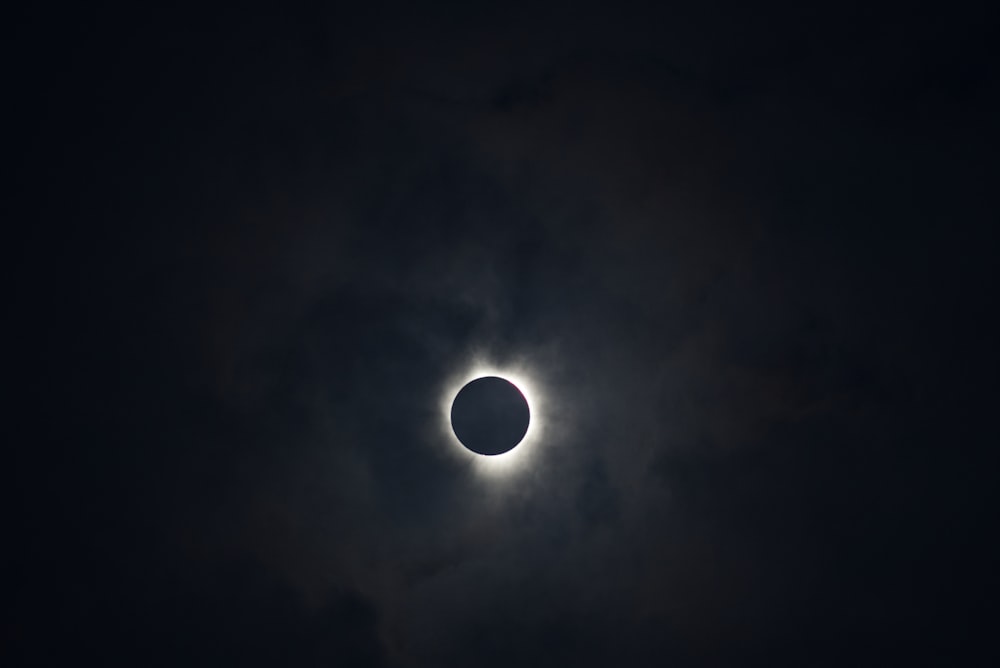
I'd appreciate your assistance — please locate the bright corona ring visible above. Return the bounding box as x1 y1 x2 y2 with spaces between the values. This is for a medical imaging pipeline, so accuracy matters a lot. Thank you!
440 360 545 475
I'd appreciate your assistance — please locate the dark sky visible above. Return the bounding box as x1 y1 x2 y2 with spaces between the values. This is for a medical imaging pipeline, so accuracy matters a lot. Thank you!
8 2 998 666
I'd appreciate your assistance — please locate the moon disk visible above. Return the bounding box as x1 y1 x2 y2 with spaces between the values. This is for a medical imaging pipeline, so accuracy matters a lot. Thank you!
450 376 530 456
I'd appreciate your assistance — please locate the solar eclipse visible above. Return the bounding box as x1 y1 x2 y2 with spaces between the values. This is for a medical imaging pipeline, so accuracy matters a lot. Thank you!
450 376 530 455
440 359 545 475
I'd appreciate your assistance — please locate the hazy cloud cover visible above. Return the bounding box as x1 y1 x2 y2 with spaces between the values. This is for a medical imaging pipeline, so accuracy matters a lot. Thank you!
8 2 996 666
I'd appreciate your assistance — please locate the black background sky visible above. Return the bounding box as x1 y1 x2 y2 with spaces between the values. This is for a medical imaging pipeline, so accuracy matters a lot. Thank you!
7 2 999 666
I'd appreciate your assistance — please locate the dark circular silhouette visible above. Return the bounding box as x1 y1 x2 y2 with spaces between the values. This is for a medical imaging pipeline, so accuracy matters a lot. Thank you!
450 376 530 455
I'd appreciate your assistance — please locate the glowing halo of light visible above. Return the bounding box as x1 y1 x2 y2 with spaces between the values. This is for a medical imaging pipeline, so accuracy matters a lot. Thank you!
439 356 546 476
